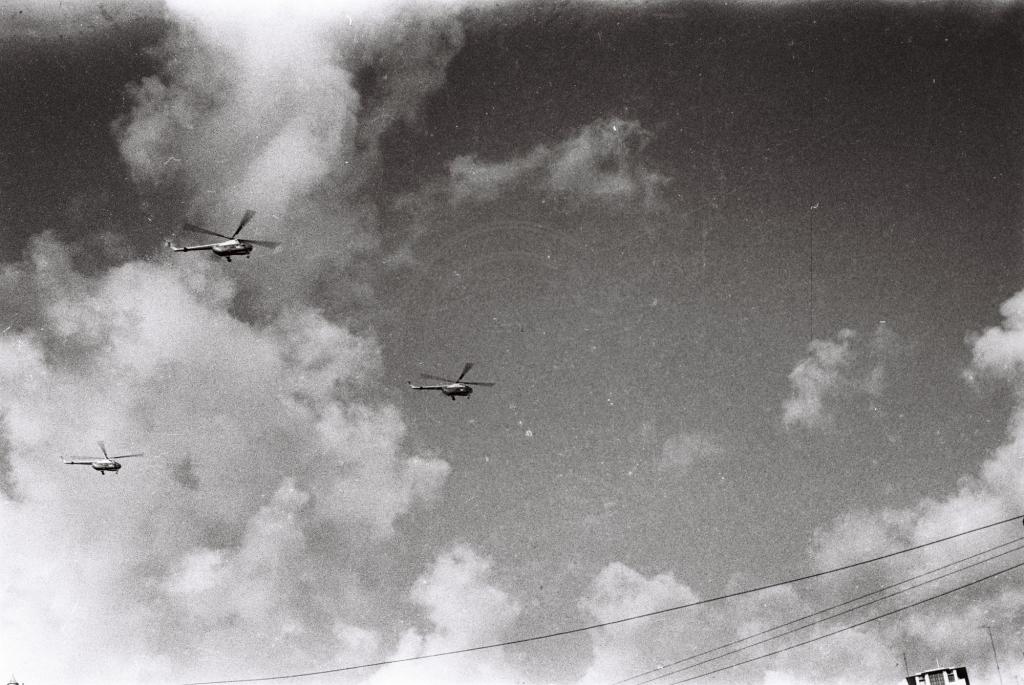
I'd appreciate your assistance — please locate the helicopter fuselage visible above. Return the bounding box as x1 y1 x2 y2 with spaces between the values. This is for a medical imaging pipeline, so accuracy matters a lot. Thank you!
441 383 472 397
211 240 253 257
91 459 121 473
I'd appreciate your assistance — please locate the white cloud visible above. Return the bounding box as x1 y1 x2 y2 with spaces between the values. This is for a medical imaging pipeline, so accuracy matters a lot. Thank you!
778 293 1024 685
449 147 552 203
0 4 475 682
445 118 671 210
967 288 1024 383
0 236 448 684
348 4 467 149
384 117 673 272
334 620 381 665
582 562 698 624
783 329 855 430
576 562 707 685
108 0 471 313
366 545 522 685
571 300 1022 685
162 479 311 624
783 322 905 430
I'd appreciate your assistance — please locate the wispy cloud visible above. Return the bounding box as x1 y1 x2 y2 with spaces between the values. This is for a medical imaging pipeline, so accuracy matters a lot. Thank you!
386 116 673 275
783 322 906 430
660 430 726 471
446 117 670 211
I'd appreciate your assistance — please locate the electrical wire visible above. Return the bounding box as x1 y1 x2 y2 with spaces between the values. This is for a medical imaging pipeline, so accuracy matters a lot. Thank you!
609 536 1024 685
182 513 1022 685
611 535 1024 685
662 558 1024 685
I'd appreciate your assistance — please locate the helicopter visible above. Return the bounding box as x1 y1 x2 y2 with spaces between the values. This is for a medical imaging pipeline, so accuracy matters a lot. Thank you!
61 441 146 475
408 363 495 400
167 209 280 262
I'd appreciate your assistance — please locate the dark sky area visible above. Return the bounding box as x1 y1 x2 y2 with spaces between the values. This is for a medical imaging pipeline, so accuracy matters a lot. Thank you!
382 0 1024 588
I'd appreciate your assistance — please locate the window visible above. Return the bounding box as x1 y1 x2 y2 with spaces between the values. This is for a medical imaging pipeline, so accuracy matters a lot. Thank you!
928 673 945 685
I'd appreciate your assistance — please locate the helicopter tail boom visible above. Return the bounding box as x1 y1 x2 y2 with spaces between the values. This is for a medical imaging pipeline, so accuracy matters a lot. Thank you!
407 381 445 390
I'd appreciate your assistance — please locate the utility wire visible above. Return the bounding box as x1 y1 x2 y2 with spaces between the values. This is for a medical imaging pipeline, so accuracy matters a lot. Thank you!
182 513 1022 685
662 558 1024 685
612 535 1024 685
611 536 1024 685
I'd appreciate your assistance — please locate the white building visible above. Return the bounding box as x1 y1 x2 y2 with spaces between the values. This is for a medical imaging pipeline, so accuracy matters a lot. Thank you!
906 667 971 685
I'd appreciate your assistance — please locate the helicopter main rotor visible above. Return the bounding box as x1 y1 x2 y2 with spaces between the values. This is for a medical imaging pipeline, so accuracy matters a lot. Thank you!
420 363 495 386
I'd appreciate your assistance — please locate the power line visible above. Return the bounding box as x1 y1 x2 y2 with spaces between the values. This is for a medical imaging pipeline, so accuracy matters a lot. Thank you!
182 513 1023 685
612 535 1024 685
610 536 1024 685
662 558 1024 685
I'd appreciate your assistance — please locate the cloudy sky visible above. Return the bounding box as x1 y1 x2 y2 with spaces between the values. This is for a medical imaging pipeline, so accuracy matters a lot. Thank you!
2 1 1024 684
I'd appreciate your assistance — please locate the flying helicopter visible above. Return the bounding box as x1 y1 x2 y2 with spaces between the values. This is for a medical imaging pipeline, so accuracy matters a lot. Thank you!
166 209 280 261
408 363 495 400
61 441 146 475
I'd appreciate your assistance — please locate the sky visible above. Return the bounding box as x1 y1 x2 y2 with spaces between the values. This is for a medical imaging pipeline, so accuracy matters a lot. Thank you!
1 1 1024 684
